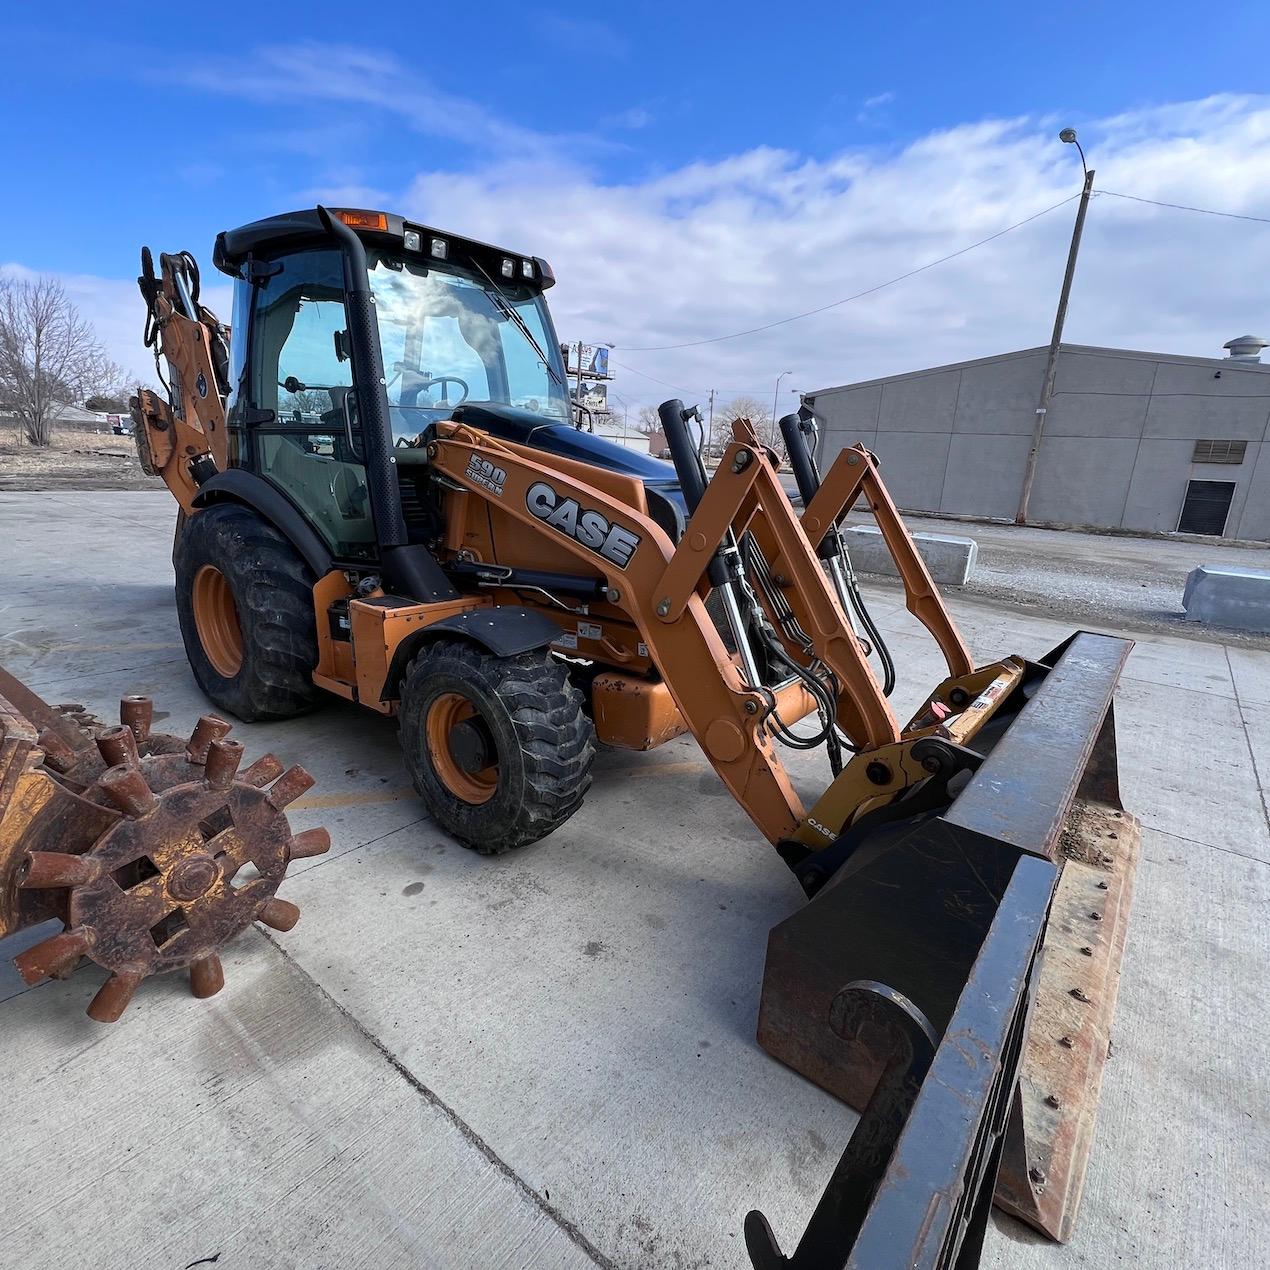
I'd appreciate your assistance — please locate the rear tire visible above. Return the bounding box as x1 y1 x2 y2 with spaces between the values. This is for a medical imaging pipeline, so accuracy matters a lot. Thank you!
173 503 321 722
399 639 595 853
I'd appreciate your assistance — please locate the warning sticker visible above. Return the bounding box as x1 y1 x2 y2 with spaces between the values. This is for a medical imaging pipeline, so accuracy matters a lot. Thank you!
577 621 602 641
555 632 578 650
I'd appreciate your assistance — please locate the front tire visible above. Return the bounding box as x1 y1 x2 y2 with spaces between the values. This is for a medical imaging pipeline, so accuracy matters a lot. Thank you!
399 640 595 853
174 503 321 722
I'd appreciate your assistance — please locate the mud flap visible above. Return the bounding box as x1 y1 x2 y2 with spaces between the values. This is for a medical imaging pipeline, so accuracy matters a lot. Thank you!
750 632 1137 1264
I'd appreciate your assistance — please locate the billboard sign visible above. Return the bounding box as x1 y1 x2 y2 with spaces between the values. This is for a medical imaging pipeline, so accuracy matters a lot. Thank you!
570 345 611 378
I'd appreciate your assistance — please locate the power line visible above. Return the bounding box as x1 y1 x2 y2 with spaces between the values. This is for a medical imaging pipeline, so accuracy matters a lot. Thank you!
609 358 700 396
608 359 795 403
1095 189 1270 224
613 184 1270 391
619 192 1081 353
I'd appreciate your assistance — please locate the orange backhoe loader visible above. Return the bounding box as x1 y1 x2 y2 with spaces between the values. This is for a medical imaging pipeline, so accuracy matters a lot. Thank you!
125 206 1139 1266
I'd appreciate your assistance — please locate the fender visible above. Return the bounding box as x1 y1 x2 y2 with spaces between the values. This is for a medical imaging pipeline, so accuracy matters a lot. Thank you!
380 607 563 701
191 470 333 579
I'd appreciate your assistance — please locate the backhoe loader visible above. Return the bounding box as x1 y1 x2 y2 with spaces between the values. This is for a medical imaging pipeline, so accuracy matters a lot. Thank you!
129 206 1139 1266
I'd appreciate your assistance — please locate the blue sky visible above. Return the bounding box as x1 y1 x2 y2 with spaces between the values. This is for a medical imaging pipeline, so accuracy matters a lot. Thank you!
4 1 1270 408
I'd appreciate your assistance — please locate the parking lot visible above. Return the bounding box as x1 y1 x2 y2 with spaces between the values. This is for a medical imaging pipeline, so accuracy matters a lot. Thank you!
2 489 1268 1269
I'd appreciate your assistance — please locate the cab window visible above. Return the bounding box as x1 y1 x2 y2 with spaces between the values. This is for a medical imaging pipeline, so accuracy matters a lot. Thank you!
246 249 376 561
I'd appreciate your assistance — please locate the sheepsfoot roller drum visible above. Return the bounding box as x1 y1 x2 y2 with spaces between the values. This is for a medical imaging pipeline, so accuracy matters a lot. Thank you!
748 632 1140 1265
0 666 330 1022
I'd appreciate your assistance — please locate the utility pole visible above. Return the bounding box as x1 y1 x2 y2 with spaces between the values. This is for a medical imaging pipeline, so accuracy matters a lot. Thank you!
1016 135 1095 525
772 370 791 450
703 388 715 460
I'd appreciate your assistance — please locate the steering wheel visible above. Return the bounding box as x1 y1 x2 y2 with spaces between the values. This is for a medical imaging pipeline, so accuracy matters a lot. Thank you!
416 375 470 406
330 465 368 520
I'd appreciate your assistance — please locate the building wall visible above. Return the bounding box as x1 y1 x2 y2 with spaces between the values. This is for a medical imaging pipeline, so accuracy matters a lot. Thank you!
808 345 1270 541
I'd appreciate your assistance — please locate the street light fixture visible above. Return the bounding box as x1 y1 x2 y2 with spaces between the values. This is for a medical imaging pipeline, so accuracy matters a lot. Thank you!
1059 127 1088 177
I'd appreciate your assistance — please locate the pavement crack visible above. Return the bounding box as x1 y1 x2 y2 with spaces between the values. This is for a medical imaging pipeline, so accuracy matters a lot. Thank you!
1224 645 1270 836
256 930 618 1270
46 1032 111 1079
1142 821 1269 868
291 816 431 873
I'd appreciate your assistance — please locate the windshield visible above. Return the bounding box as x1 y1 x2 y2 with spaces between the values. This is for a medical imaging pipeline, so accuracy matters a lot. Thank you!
367 252 570 440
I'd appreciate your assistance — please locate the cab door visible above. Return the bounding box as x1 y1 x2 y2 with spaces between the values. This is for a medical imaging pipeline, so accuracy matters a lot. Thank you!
242 248 378 562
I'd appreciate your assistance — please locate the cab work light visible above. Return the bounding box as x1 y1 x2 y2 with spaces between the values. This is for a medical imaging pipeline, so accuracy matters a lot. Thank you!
430 238 448 259
403 229 422 252
501 258 515 278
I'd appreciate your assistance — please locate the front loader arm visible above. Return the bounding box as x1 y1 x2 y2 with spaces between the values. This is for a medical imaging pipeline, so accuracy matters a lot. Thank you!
131 248 230 512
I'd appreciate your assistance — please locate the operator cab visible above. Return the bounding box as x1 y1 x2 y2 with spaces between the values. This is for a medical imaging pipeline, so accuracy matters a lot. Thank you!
213 208 680 562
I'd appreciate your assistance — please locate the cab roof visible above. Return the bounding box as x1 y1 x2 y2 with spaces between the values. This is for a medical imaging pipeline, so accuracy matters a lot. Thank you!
213 208 554 289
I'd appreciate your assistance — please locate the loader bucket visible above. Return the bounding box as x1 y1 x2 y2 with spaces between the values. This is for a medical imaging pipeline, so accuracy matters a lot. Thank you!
749 631 1140 1263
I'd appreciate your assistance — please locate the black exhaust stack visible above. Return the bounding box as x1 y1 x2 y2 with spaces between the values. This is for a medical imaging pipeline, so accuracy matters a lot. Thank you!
318 206 457 602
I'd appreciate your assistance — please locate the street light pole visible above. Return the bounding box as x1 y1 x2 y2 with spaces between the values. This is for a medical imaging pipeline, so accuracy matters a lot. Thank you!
772 370 791 447
1016 131 1095 525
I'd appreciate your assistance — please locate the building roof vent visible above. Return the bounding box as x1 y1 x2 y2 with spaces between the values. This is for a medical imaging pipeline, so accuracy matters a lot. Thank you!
1222 334 1269 361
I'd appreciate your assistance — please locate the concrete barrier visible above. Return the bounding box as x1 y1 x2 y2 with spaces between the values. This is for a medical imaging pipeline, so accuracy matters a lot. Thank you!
841 525 978 587
1182 564 1270 632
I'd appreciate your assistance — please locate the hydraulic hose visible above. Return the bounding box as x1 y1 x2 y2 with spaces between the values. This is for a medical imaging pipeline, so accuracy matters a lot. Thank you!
782 408 897 697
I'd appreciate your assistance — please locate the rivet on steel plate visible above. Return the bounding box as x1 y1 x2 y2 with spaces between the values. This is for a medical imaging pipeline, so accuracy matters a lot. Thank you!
1045 1094 1061 1109
1090 911 1103 921
1080 945 1093 956
1058 1035 1074 1048
1029 1167 1046 1186
1097 880 1109 889
1070 987 1091 1003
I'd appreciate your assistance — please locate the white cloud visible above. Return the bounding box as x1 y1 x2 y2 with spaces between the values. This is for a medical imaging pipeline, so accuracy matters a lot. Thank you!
857 91 896 123
402 94 1270 410
606 105 653 131
178 43 582 161
15 92 1270 417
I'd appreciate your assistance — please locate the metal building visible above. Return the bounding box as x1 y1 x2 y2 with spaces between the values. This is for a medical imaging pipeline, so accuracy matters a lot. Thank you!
804 339 1270 541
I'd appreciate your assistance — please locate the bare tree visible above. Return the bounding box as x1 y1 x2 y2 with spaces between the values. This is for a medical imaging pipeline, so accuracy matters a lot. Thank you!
635 404 661 435
0 276 117 446
714 394 778 454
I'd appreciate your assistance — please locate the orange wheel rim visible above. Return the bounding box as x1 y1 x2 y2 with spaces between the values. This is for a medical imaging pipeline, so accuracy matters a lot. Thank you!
192 565 244 678
425 692 498 805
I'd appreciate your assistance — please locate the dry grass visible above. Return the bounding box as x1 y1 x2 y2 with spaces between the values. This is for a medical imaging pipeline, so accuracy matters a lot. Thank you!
0 418 155 490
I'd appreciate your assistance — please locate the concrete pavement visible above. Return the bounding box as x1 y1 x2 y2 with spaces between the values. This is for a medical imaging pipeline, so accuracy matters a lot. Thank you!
1 490 1267 1269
